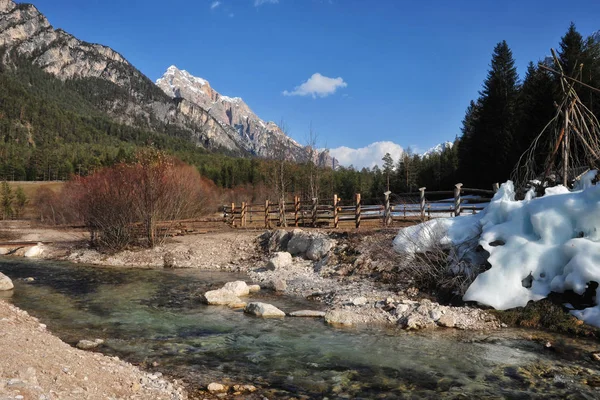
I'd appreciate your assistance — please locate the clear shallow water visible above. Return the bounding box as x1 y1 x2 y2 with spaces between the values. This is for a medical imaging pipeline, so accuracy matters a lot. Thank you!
1 259 600 399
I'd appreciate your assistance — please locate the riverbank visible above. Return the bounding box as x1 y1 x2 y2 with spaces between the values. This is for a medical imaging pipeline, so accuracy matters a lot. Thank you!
0 221 499 331
0 299 187 400
3 222 600 399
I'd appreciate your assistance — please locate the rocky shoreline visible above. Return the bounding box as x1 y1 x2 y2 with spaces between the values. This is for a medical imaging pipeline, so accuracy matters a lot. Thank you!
0 224 504 399
1 225 501 331
0 300 187 400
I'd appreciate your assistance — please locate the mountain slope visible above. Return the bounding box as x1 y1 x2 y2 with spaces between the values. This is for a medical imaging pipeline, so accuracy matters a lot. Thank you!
156 66 308 161
0 0 333 163
0 0 255 155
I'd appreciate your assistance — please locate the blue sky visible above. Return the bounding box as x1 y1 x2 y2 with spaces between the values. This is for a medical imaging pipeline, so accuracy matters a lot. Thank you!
29 0 600 168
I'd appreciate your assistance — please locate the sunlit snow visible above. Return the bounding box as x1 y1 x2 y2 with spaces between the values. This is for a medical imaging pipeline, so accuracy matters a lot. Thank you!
394 172 600 327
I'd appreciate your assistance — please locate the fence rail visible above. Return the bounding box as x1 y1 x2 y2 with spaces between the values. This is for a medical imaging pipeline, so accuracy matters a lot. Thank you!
224 183 498 229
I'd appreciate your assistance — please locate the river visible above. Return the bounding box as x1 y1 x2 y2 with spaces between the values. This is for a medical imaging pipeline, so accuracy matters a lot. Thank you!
1 258 599 399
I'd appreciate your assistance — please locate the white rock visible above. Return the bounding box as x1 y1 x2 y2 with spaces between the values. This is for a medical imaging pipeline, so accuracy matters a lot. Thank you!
430 309 442 321
24 243 44 258
203 288 242 306
76 339 104 350
289 310 326 317
324 310 354 326
352 296 368 306
266 252 292 270
394 304 410 315
248 284 261 293
207 382 226 393
244 302 286 318
222 281 250 296
0 272 14 291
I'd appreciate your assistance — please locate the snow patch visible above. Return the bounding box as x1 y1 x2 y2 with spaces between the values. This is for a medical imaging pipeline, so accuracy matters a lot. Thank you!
394 177 600 327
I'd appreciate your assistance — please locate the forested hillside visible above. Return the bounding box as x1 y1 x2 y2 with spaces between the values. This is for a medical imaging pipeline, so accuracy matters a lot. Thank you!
1 23 598 205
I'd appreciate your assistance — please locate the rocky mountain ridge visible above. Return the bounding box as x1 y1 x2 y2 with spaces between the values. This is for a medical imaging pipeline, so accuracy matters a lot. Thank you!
157 65 333 163
422 141 453 158
0 0 330 163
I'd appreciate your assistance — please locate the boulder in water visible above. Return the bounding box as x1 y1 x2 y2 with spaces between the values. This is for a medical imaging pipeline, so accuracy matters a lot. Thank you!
0 272 13 291
222 281 250 296
24 243 44 258
203 288 243 306
76 339 104 350
289 310 326 318
244 302 286 318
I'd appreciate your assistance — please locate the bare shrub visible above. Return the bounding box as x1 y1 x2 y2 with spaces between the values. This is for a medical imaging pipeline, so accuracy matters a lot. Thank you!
51 150 218 252
394 221 485 301
34 186 80 225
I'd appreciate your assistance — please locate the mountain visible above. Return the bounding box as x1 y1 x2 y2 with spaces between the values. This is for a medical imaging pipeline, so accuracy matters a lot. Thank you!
421 141 453 158
0 0 329 163
157 66 331 163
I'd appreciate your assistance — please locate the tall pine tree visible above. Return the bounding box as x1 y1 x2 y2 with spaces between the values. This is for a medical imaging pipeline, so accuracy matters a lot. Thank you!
511 61 555 173
470 41 520 186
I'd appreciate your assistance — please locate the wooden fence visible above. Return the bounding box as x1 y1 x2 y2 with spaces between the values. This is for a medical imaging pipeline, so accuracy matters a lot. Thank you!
223 183 499 229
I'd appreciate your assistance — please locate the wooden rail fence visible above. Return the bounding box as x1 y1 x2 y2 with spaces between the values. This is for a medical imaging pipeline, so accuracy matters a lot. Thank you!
224 183 498 229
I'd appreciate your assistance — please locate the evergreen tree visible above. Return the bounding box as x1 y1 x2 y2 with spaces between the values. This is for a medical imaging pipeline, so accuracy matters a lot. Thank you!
470 41 520 186
457 100 481 185
14 186 28 219
512 62 555 173
557 23 584 77
1 182 14 220
382 152 394 192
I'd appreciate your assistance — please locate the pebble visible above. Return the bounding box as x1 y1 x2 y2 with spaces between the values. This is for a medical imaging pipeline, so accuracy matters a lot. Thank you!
207 382 226 392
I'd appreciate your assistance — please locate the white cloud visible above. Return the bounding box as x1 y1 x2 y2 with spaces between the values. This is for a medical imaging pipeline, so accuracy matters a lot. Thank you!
254 0 278 6
283 73 347 98
329 141 404 170
210 1 221 9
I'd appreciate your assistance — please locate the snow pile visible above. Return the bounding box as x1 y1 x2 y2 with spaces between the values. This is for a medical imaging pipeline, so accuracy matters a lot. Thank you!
394 176 600 327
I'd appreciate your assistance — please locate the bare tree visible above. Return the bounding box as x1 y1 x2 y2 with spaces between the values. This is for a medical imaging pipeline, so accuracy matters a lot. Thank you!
271 120 292 227
305 122 321 200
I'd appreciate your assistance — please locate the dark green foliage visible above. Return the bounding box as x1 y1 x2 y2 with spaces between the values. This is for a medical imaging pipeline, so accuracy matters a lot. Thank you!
511 62 555 172
1 181 13 219
14 186 27 218
468 41 520 186
457 25 600 187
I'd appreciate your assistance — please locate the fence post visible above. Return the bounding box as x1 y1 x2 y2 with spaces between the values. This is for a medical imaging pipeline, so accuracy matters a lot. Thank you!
492 182 499 193
231 202 236 227
294 196 300 227
419 187 426 221
265 199 270 229
312 198 318 227
278 199 283 227
384 191 391 227
241 202 246 228
333 194 339 229
355 193 361 229
454 183 463 217
403 203 406 221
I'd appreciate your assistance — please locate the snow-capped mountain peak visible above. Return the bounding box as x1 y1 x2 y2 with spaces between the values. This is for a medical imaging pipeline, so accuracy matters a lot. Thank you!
156 66 328 163
422 141 453 158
